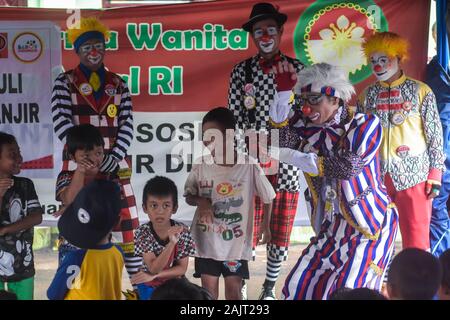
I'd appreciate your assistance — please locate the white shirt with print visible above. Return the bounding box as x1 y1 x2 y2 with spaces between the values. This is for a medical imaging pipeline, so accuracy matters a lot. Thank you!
184 155 276 261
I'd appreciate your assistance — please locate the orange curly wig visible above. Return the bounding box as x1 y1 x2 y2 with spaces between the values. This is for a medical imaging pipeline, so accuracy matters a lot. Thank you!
363 32 409 62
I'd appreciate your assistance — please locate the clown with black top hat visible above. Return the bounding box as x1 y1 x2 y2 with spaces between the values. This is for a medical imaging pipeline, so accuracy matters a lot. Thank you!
227 2 304 300
51 17 141 288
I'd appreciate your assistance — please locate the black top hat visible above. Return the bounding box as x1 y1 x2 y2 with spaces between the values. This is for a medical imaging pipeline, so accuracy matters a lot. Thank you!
242 2 288 32
58 179 122 249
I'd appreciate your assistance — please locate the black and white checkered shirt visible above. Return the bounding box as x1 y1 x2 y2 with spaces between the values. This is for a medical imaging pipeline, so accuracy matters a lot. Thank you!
227 53 304 192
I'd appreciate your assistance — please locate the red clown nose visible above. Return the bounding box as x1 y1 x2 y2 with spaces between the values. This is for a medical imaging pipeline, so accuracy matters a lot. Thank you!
374 64 382 72
89 49 99 56
261 34 271 42
302 105 312 116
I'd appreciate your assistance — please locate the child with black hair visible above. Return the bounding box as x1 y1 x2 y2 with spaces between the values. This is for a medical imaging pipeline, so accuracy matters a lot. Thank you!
54 124 141 284
329 287 387 300
47 180 124 300
0 132 43 300
184 107 275 300
438 249 450 300
131 176 196 300
387 248 442 300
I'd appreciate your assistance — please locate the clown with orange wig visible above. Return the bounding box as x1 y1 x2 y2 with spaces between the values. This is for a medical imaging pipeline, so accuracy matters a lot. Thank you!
51 17 141 288
357 32 445 251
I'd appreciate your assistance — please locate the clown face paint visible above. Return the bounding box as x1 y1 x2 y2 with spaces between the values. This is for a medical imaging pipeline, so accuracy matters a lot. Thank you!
252 19 281 57
370 52 399 82
300 94 339 125
77 39 105 71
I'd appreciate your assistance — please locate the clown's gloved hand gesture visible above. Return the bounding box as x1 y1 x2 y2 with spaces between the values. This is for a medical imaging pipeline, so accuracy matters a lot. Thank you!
273 60 297 91
270 146 318 175
269 61 298 126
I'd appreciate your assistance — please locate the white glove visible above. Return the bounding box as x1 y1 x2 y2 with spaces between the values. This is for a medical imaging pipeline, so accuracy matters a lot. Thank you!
269 90 292 124
271 147 319 174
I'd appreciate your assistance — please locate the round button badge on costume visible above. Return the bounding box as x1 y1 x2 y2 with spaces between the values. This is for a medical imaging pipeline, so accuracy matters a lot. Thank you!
402 101 412 111
396 145 410 159
107 104 118 118
391 112 405 126
244 96 256 110
105 84 116 96
79 83 93 96
244 83 255 96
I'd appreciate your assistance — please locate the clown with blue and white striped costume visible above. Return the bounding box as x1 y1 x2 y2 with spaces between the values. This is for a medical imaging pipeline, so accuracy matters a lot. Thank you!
269 63 399 300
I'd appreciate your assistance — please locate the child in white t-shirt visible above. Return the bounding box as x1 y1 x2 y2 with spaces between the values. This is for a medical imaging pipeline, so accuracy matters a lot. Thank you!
184 107 276 300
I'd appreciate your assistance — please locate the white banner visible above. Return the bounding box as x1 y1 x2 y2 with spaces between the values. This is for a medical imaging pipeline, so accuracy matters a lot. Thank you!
0 21 62 179
36 112 310 227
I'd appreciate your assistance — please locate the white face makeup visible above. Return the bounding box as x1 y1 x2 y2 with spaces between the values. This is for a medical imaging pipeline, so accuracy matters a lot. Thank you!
253 26 278 53
300 94 339 125
77 40 105 70
370 52 399 82
83 43 103 63
251 19 281 56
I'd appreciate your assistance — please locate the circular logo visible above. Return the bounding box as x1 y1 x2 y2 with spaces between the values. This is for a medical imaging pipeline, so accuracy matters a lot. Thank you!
105 84 116 96
396 145 410 158
403 101 413 111
107 103 118 118
293 0 389 84
244 83 255 96
77 208 91 224
391 112 405 126
0 34 7 51
79 83 93 96
12 32 43 63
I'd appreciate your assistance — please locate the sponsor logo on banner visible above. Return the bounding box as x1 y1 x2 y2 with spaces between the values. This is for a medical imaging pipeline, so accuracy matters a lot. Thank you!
13 32 43 63
294 0 389 84
0 33 8 58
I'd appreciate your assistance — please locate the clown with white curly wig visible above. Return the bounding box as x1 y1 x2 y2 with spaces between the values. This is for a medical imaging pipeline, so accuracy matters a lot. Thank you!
269 63 399 300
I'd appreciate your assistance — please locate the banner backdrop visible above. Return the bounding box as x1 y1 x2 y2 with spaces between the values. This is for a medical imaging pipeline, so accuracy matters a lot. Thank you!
0 0 431 226
0 21 61 178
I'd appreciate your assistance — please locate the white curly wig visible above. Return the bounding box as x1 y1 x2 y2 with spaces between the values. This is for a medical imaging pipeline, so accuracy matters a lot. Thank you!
294 63 355 103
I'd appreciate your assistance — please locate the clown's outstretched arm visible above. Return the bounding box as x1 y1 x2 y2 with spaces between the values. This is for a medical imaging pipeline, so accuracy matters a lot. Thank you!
273 114 382 181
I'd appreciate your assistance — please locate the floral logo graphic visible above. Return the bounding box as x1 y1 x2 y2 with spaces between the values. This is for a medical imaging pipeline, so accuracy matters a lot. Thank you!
311 15 365 75
294 1 389 84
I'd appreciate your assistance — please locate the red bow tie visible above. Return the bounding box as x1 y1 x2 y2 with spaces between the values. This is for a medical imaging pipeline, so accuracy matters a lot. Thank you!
259 54 282 74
